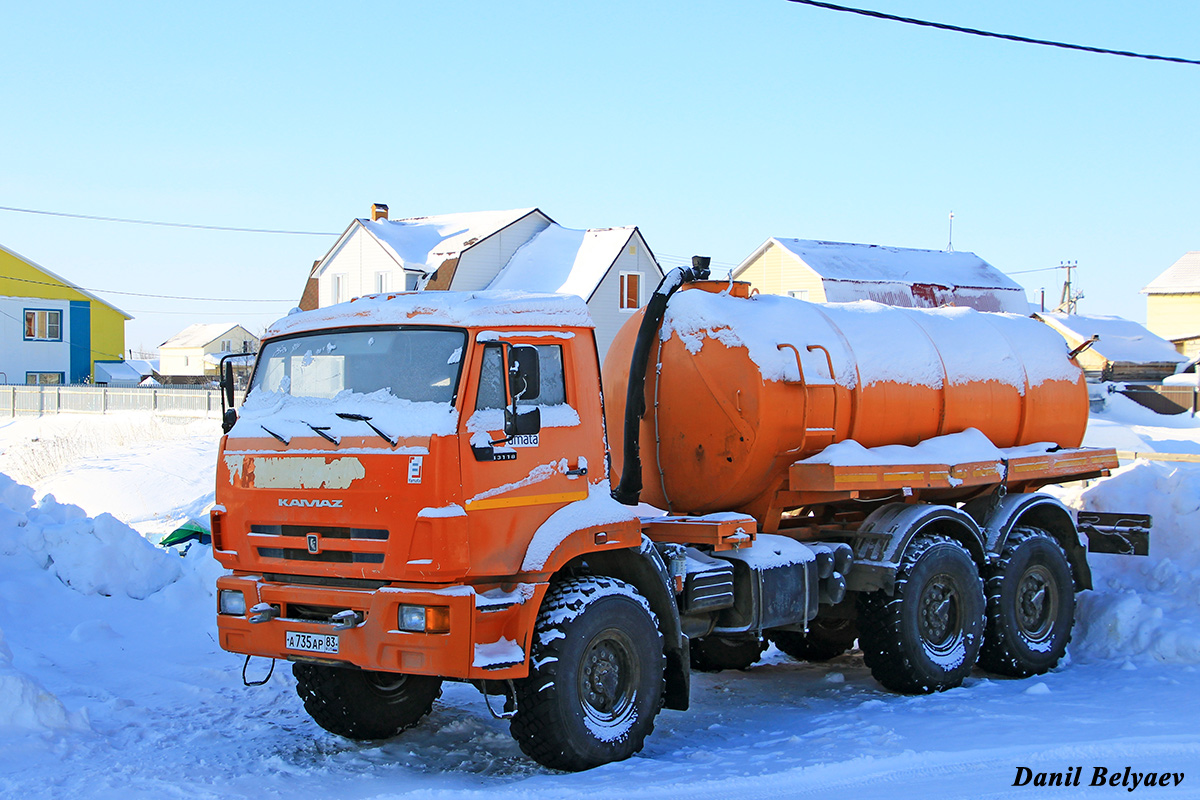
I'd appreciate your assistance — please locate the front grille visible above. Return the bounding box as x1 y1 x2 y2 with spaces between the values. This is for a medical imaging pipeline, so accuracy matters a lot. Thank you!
257 547 385 564
264 573 389 590
285 603 367 624
251 523 388 540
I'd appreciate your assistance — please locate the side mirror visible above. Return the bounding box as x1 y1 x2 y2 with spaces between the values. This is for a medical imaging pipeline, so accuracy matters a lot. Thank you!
504 405 541 438
222 360 236 410
508 345 540 402
222 408 238 434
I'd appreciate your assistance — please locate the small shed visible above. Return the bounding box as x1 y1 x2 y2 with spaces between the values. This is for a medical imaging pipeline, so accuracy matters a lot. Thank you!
1034 312 1186 381
733 238 1028 313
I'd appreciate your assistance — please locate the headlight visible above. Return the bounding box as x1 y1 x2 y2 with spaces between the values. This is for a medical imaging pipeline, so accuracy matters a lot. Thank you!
219 589 247 616
398 604 426 631
398 604 450 633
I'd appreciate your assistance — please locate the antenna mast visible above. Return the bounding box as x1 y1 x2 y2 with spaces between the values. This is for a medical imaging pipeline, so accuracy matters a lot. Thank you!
946 211 954 252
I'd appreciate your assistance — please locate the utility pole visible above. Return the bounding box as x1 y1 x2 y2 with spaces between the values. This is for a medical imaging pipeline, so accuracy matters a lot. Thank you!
1055 261 1083 314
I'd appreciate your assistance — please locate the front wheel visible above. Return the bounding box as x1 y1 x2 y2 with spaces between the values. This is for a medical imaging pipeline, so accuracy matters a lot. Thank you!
978 527 1075 677
293 663 442 740
857 534 985 694
511 577 665 771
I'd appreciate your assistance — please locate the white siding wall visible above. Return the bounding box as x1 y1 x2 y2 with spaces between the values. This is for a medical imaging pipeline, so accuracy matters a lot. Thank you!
0 295 72 384
586 233 664 359
451 213 552 291
316 225 405 306
159 347 207 377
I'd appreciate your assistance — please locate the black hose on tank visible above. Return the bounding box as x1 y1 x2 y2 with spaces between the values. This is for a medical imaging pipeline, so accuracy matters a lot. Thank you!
612 256 711 506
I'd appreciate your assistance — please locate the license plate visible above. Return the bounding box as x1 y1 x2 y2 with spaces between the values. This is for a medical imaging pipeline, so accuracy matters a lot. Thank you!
285 630 339 654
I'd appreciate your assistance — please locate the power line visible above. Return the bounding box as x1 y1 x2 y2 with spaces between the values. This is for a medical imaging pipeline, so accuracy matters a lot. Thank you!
0 204 339 236
0 273 293 302
1007 266 1067 275
785 0 1200 65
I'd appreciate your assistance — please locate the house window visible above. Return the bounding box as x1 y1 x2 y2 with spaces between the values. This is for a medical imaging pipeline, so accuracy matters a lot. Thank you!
24 309 62 341
242 340 252 353
332 274 346 304
221 339 233 352
375 272 389 294
26 372 64 385
788 289 810 301
619 272 642 311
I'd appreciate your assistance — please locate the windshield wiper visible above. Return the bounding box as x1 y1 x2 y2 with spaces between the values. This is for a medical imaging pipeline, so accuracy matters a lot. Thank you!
336 412 398 447
260 424 289 445
305 422 340 445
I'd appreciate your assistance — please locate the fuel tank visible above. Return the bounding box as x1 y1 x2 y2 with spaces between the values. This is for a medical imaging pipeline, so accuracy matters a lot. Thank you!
602 281 1088 519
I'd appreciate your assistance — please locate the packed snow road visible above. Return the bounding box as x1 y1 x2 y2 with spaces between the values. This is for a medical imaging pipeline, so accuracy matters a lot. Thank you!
1 402 1199 798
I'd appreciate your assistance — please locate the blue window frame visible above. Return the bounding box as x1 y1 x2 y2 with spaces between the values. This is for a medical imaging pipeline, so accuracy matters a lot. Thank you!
24 309 63 341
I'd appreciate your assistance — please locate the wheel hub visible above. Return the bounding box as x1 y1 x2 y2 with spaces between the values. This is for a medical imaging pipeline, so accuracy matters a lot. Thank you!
1016 565 1057 642
579 628 640 724
919 576 961 654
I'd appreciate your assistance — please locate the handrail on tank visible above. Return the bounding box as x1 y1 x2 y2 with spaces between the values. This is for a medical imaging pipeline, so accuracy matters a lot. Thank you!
806 344 838 435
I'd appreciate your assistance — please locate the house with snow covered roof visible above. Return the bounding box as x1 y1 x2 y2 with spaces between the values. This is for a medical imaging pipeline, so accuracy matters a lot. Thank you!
1142 251 1200 358
1033 312 1186 382
0 243 131 385
158 323 258 383
732 238 1027 313
303 204 663 356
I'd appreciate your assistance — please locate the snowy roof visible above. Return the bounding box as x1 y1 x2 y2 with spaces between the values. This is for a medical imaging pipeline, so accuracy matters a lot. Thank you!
265 290 593 338
93 361 144 384
358 208 544 272
0 243 132 319
760 238 1023 291
1035 313 1187 365
486 225 636 299
1142 252 1200 295
160 323 244 349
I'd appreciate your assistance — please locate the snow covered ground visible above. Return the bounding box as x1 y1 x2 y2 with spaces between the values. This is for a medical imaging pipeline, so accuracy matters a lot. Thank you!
2 394 1200 798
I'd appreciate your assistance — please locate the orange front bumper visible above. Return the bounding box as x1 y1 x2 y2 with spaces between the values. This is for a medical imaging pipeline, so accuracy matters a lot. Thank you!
216 574 549 681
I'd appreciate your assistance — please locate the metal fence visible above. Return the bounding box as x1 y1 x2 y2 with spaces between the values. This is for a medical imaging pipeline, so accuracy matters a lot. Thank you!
0 385 223 418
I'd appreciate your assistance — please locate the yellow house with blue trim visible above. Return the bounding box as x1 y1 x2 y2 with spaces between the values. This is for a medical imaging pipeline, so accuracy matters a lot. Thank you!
0 243 131 384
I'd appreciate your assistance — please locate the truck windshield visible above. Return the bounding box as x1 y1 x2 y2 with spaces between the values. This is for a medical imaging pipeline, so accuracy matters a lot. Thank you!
250 328 466 403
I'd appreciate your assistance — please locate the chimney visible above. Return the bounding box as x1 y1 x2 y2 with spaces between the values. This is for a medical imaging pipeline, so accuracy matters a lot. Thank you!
371 203 389 222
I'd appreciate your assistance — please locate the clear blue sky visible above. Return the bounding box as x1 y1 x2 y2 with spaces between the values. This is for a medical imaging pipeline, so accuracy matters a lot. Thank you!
2 1 1197 353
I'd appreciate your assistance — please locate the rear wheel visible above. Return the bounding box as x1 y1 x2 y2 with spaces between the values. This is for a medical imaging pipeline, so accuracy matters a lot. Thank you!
293 663 441 740
857 534 985 694
979 527 1075 677
511 576 664 771
690 635 767 672
770 617 858 662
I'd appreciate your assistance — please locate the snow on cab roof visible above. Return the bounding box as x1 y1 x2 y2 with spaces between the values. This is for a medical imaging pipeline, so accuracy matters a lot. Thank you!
487 225 635 298
1036 312 1186 365
360 208 542 271
1143 252 1200 295
265 290 594 338
764 238 1022 291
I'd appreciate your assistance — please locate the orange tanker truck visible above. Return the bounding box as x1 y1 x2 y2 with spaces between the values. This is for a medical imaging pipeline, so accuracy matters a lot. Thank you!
211 258 1147 771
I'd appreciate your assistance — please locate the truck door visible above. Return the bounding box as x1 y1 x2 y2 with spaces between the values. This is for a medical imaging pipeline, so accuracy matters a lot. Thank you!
459 338 590 574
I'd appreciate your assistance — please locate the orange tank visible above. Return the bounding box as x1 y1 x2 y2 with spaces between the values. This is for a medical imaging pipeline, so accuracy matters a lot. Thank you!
603 281 1089 524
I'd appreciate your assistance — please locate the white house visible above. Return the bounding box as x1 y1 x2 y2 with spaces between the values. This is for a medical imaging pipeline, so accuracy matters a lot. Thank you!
159 323 259 382
303 205 664 357
733 238 1028 313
